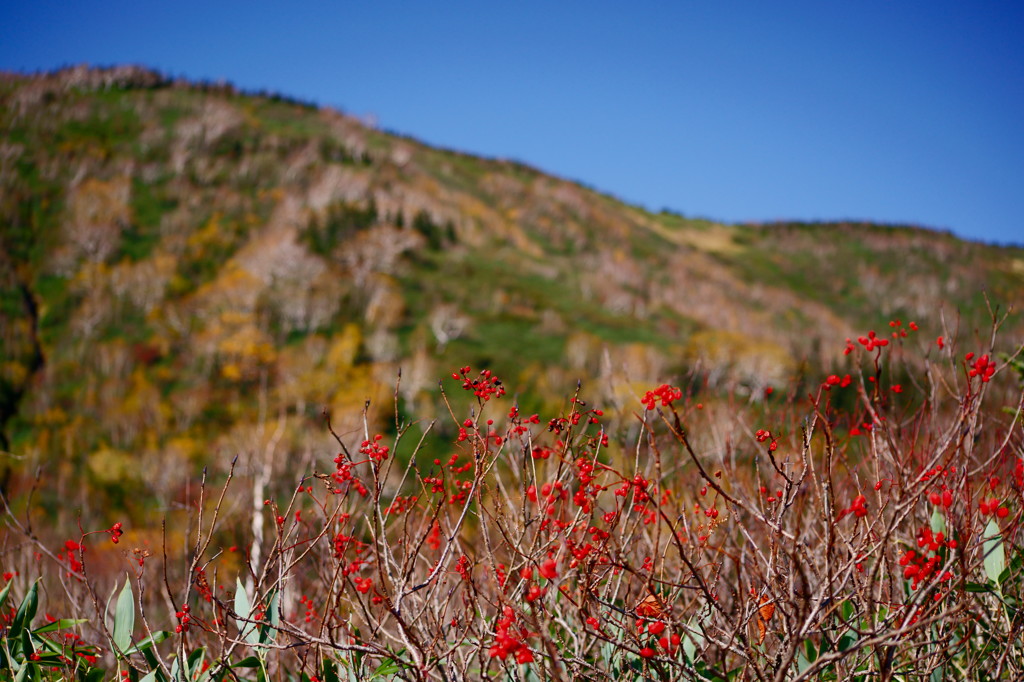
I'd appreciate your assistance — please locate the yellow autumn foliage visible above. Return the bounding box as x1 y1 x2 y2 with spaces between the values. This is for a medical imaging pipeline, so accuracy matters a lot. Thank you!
326 323 362 371
88 445 138 484
1 360 29 386
685 329 794 391
187 212 226 249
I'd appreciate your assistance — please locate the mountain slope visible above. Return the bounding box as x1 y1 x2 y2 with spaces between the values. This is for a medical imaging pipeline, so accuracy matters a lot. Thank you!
1 66 1021 514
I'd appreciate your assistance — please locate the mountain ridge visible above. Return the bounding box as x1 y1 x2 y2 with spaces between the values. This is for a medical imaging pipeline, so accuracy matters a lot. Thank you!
6 63 1009 246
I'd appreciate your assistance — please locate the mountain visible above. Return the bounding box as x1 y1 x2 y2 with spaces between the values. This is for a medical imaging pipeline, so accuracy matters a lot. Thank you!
2 65 1022 516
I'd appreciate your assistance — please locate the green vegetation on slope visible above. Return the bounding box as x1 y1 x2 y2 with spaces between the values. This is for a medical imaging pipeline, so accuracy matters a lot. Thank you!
0 66 1021 520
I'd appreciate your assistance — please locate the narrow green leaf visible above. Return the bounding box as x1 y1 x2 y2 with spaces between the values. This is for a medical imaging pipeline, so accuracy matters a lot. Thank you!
235 577 251 620
522 665 542 682
234 577 258 646
601 641 616 668
693 622 706 649
322 661 340 682
232 657 262 668
113 575 136 653
930 508 945 535
984 519 1006 584
1010 545 1024 573
35 631 71 656
999 566 1012 585
122 630 171 656
797 651 811 674
0 579 12 610
964 582 993 593
259 589 280 644
349 651 363 682
25 649 62 665
35 618 89 636
804 638 817 663
187 647 205 676
682 635 696 663
142 646 165 681
371 660 401 677
11 580 39 640
268 589 281 628
21 628 33 662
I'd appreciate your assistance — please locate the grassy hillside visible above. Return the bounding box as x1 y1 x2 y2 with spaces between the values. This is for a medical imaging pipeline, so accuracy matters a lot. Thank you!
1 65 1022 519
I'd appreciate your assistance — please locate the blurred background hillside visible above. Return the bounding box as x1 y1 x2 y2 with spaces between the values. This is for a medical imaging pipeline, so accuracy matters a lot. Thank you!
1 67 1022 521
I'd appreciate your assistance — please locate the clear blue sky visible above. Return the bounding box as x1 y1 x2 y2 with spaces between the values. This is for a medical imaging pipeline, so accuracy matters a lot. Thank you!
3 2 1023 244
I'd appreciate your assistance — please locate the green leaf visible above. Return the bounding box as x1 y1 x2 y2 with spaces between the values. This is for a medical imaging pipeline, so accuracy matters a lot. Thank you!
139 672 158 682
682 618 705 664
0 579 12 610
840 599 855 622
797 651 811 674
25 649 62 665
983 519 1006 584
371 659 401 678
171 653 193 682
234 577 259 646
522 665 542 682
1010 545 1024 573
232 657 262 669
122 630 171 656
964 582 993 593
11 580 39 640
930 508 945 535
682 634 697 663
113 575 136 653
259 589 280 645
33 618 88 634
696 663 729 681
268 589 281 629
235 577 251 620
36 631 74 656
20 628 32 662
600 641 617 667
187 647 205 676
321 660 340 682
142 646 168 682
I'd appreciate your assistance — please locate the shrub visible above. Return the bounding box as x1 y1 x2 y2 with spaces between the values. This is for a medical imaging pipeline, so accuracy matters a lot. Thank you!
1 316 1023 681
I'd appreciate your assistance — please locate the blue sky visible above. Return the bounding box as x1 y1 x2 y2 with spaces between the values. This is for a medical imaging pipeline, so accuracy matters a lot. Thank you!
3 2 1022 244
